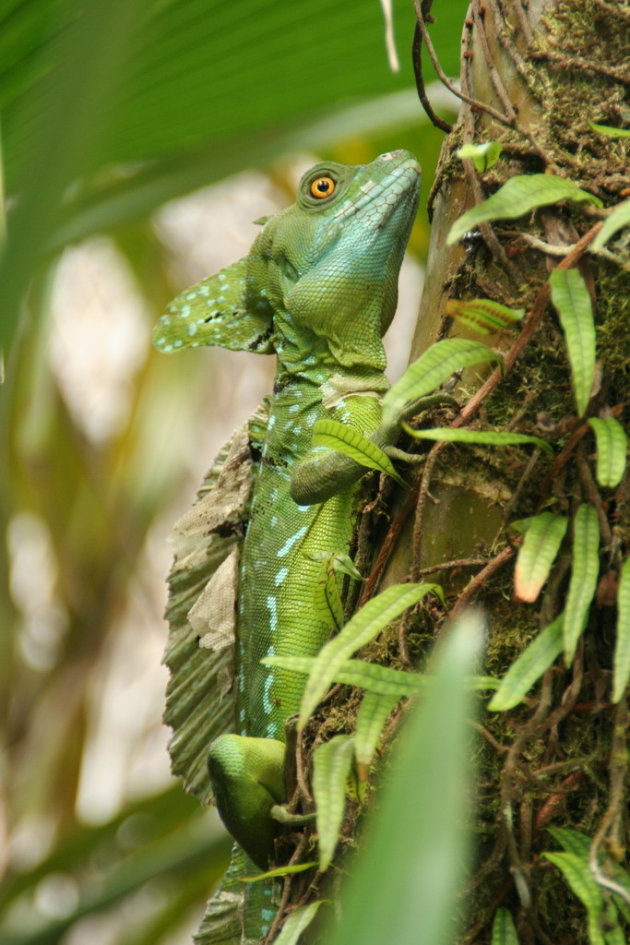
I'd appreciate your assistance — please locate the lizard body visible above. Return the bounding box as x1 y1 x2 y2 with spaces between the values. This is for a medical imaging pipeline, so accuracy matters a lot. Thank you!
154 150 420 943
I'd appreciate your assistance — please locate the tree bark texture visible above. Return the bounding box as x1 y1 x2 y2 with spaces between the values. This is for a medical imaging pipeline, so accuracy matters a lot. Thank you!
395 1 629 942
283 3 628 943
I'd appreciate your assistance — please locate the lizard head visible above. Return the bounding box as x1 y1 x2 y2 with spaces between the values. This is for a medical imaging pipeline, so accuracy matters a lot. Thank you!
153 152 420 370
256 150 421 371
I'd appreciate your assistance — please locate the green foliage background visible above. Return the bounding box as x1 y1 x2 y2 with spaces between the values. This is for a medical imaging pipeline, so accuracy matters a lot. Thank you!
0 1 467 941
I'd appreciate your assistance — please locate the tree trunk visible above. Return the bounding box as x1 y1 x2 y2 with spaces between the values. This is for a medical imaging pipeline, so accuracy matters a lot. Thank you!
384 1 628 942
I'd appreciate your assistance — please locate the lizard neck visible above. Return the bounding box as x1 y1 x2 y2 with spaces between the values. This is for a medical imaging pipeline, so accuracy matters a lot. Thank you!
271 311 389 405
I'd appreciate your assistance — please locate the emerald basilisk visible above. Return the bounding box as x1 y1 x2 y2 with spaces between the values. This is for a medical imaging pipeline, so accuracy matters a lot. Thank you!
154 150 420 943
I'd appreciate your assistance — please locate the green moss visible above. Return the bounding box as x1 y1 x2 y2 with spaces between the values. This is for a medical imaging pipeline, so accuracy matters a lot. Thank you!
525 0 629 194
292 5 629 940
595 268 630 388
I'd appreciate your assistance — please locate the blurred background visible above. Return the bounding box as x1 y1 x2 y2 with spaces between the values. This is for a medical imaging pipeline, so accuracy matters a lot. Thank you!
0 1 466 941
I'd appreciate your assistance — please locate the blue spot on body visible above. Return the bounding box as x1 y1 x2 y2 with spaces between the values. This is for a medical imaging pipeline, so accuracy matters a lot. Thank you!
262 639 276 721
275 567 288 586
277 526 307 558
266 596 278 632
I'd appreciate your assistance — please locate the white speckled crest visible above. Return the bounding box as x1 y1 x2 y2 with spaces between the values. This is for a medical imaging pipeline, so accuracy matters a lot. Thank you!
153 256 275 355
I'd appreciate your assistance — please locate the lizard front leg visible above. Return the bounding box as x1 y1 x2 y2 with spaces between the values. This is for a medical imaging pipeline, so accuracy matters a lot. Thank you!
290 393 395 506
290 390 450 506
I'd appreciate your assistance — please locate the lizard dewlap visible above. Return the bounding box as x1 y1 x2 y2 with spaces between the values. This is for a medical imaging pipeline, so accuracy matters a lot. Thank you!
155 150 420 944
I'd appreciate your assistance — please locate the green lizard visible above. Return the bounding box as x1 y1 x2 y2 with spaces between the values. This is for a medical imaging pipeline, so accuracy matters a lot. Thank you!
154 150 420 944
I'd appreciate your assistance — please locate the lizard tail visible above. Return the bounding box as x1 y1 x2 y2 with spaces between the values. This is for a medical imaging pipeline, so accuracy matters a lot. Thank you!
194 846 277 945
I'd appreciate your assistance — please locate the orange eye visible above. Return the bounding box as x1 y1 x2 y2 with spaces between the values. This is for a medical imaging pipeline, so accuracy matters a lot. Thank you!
309 176 336 199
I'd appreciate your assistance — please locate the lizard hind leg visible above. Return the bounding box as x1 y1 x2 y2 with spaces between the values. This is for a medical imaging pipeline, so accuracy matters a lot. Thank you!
208 734 286 871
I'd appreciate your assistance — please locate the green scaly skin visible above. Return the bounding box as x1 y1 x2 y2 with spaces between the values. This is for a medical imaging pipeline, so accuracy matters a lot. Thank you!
154 150 420 942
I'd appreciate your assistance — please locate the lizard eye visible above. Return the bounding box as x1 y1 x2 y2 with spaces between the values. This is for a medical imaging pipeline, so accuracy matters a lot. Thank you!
309 176 336 199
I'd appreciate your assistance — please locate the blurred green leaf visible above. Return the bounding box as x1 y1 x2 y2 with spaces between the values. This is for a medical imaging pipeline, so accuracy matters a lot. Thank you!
1 0 148 353
322 610 484 945
2 0 466 187
0 801 231 945
0 787 203 909
1 0 468 354
48 89 446 251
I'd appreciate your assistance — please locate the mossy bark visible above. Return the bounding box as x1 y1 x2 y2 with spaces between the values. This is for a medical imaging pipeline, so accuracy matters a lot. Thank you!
279 4 628 942
386 1 628 943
